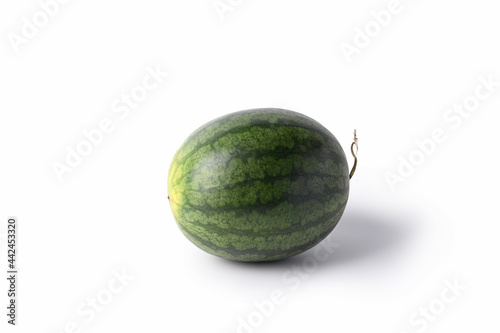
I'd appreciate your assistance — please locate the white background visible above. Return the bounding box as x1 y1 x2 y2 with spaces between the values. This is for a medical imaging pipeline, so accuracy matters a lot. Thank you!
1 0 499 332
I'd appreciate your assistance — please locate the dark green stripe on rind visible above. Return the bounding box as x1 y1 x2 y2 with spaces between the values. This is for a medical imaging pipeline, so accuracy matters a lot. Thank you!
171 121 345 181
179 206 346 262
168 108 350 262
180 191 348 235
171 108 337 167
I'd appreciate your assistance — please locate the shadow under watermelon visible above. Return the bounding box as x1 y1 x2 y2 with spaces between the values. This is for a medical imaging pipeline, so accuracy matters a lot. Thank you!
223 204 417 269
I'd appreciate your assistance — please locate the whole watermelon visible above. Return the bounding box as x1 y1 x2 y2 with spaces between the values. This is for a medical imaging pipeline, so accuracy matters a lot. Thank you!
168 108 350 262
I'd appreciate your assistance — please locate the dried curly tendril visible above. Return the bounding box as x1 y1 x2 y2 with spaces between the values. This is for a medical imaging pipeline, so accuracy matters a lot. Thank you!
349 129 358 180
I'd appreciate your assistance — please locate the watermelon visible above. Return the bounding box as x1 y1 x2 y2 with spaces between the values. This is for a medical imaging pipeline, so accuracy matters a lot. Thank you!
168 108 350 262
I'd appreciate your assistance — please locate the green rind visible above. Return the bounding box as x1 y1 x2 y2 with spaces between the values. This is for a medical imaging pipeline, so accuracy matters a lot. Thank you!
168 108 350 262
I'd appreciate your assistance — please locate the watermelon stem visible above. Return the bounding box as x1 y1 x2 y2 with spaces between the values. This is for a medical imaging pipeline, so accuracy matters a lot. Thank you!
349 129 358 179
